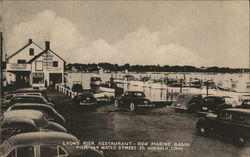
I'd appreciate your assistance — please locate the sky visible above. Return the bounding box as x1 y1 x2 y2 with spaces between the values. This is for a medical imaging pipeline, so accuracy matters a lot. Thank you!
1 0 249 68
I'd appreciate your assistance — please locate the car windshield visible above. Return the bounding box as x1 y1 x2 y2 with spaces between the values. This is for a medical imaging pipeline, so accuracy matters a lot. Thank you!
33 116 49 128
0 141 11 156
243 100 250 105
132 92 145 97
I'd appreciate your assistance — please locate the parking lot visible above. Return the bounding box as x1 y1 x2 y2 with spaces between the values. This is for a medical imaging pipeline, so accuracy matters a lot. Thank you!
50 90 250 157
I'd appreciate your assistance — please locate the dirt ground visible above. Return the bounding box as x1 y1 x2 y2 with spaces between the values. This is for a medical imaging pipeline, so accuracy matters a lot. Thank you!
50 90 250 157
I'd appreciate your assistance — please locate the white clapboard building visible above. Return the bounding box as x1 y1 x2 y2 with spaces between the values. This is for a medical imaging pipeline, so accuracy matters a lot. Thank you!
6 39 65 88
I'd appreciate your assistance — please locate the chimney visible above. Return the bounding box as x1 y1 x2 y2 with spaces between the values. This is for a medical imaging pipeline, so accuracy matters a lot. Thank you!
28 39 32 44
45 41 50 50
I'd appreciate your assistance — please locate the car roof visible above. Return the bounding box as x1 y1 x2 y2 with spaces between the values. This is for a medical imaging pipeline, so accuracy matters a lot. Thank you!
204 96 224 98
11 95 45 99
223 108 250 114
126 91 144 93
4 110 44 120
178 93 202 97
6 132 78 147
11 103 52 108
2 117 36 127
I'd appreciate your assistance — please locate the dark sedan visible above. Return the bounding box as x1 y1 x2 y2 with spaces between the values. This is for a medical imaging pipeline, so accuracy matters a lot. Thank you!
196 108 250 147
114 91 154 111
235 99 250 109
7 103 66 127
73 92 97 106
197 96 232 115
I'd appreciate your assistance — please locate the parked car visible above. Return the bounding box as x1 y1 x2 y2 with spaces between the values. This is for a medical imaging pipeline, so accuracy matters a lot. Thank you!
1 92 42 105
6 95 54 108
9 88 52 102
75 93 97 106
172 93 203 113
235 99 250 109
114 91 154 111
196 108 250 147
7 103 66 127
197 96 233 115
1 118 39 143
3 110 67 133
0 132 105 157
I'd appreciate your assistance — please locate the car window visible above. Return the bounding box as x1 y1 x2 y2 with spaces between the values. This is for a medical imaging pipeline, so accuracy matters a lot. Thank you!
16 146 35 157
40 145 57 157
133 92 145 97
243 100 250 105
5 95 14 100
220 112 232 121
40 145 68 157
7 149 15 157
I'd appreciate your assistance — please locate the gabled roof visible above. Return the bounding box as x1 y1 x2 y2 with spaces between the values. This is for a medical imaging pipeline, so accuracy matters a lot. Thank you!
28 49 66 63
6 41 43 60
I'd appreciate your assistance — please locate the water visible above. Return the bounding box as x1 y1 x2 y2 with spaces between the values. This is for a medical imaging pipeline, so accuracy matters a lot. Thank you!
66 72 250 102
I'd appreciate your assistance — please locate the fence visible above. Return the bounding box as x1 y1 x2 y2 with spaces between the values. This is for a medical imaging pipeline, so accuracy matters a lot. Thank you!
55 84 78 99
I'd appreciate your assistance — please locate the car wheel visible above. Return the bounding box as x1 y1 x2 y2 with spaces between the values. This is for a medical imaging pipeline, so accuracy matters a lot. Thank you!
235 137 246 147
130 103 136 111
197 126 208 136
114 100 119 107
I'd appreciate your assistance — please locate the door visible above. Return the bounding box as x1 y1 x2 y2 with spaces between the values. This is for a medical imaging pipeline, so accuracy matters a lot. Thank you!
49 73 62 88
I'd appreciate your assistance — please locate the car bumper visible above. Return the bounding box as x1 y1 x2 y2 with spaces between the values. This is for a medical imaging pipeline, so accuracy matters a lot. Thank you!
172 106 188 110
79 102 97 106
137 104 155 108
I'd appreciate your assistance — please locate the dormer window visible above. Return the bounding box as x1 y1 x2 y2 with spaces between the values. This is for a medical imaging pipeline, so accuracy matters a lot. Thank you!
29 48 34 56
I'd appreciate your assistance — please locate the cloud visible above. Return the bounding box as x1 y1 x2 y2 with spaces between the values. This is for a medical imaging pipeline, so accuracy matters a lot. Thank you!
7 10 202 66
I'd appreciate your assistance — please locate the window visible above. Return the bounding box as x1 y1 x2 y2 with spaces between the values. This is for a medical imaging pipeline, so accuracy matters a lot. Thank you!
17 60 26 64
40 145 68 157
29 48 34 56
16 146 34 157
33 73 44 84
53 61 58 67
35 61 43 71
40 145 57 157
220 112 232 121
5 95 14 100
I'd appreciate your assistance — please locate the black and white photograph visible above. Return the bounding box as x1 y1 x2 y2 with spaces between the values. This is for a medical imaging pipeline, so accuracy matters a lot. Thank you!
0 0 249 157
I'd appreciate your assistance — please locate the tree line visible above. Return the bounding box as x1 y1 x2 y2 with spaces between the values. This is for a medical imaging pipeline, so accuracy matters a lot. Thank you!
65 63 250 73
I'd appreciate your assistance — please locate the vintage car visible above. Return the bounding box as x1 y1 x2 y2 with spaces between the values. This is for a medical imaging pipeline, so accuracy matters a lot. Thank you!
73 92 97 106
0 132 105 157
172 93 203 113
197 96 233 114
3 110 67 133
7 103 66 127
235 99 250 109
2 93 42 105
9 88 53 102
196 108 250 147
1 118 39 143
5 95 54 108
114 91 154 111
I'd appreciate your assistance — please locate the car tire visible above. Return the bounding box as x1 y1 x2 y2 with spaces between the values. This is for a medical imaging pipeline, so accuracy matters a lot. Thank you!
130 103 136 111
235 137 246 147
197 126 208 136
114 100 119 107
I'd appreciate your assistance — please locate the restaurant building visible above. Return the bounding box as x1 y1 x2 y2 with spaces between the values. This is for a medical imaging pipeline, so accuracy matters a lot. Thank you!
6 39 65 88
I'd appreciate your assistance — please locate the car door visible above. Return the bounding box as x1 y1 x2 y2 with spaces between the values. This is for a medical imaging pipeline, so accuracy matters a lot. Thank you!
212 111 233 135
119 92 128 107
